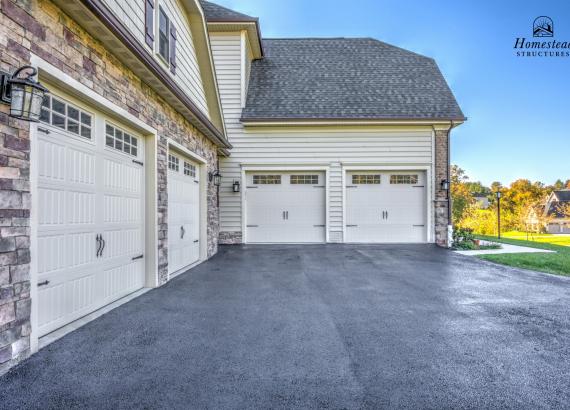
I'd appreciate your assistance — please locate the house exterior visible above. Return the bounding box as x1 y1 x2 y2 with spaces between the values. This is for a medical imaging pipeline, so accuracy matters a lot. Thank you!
0 0 463 373
201 2 464 246
473 193 490 209
543 190 570 234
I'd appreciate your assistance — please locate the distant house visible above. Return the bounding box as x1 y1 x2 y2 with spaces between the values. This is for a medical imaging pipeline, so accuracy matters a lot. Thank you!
473 193 490 209
544 190 570 234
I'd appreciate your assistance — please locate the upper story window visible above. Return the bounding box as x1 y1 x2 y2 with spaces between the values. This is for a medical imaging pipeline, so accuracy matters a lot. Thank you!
158 7 170 62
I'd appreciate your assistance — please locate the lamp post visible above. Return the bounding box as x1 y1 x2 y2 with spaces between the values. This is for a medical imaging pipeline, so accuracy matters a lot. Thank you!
495 191 502 239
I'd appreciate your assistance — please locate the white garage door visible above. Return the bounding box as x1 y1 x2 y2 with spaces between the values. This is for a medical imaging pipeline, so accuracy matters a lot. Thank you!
246 172 326 243
167 153 200 276
346 171 426 243
35 93 146 337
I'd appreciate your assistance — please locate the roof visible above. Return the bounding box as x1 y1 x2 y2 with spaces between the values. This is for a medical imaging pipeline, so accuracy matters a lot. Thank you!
200 1 257 22
242 38 465 122
553 190 570 202
547 202 570 218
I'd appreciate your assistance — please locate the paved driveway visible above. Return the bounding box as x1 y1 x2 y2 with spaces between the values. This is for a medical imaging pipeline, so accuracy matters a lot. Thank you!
1 245 570 409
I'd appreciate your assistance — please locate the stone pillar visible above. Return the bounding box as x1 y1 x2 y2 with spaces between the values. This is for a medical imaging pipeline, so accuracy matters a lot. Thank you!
0 107 32 374
434 128 451 247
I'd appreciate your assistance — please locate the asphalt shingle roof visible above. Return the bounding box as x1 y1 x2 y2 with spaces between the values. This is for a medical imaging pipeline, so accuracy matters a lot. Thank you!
242 38 465 121
554 190 570 202
200 1 257 22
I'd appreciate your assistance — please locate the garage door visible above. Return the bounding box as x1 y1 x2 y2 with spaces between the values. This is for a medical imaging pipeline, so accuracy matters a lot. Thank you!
346 171 426 243
167 153 200 276
246 172 326 243
35 93 146 337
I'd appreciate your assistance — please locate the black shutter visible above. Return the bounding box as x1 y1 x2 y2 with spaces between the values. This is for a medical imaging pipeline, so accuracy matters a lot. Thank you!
145 0 154 48
169 24 177 74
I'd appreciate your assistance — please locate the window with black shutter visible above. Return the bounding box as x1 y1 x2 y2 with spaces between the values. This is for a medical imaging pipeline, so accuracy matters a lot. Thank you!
145 0 154 48
158 7 170 62
169 25 177 74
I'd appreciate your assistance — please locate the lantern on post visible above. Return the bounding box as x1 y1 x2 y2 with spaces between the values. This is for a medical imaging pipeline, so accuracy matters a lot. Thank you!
1 66 49 122
208 170 222 186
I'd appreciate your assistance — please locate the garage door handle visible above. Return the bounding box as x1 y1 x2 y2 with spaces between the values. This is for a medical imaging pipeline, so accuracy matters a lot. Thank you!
100 235 106 257
132 160 144 166
181 226 185 239
313 225 325 227
193 239 199 243
38 280 50 287
413 225 425 227
96 234 102 257
132 255 144 261
247 225 258 228
346 224 358 227
37 127 50 134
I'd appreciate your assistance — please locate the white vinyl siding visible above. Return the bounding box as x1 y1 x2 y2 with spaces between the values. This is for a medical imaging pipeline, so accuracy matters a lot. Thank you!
210 33 434 243
101 0 210 117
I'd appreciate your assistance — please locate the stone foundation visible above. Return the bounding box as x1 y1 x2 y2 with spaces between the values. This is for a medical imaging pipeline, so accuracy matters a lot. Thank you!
219 231 243 244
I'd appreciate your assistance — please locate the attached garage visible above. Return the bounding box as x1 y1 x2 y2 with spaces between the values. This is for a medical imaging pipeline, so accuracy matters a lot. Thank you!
34 91 147 337
345 171 427 243
245 171 326 243
167 152 201 277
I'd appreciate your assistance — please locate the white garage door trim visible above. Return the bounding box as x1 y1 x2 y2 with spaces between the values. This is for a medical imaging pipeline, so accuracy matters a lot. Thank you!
29 59 159 354
166 140 208 278
342 165 433 243
241 166 330 243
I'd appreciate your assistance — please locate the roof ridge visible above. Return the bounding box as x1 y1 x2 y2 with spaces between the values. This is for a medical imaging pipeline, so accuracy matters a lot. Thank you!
200 0 257 22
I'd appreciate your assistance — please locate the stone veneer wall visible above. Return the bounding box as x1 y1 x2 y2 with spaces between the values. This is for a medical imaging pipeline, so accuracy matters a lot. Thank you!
434 129 451 247
219 231 242 245
0 0 220 373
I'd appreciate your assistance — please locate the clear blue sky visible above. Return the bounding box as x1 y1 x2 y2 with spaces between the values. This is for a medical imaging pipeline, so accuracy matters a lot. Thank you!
212 0 569 186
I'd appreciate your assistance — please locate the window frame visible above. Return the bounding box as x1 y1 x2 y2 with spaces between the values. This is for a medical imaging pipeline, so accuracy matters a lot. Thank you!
40 94 93 140
157 6 170 64
389 174 419 185
252 175 281 185
290 175 319 185
184 161 196 177
168 154 179 171
352 174 381 185
104 122 140 158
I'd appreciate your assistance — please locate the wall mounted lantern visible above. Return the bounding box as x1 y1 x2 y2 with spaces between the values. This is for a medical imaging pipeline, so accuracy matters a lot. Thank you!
440 179 450 191
209 170 222 186
0 66 49 122
232 180 240 193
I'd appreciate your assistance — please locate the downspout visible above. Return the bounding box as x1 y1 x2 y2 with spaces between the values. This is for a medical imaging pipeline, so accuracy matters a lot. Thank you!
447 121 454 247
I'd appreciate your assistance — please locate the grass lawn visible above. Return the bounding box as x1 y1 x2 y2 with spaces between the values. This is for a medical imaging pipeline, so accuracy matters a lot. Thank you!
500 231 570 247
475 234 570 276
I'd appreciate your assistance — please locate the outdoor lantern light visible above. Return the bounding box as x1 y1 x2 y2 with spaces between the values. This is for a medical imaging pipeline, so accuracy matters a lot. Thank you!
0 66 49 122
232 180 240 193
441 179 450 191
209 170 222 186
495 191 502 239
495 191 502 199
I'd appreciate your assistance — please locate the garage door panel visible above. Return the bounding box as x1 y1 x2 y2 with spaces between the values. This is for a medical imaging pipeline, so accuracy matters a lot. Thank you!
35 97 146 337
168 154 200 276
346 171 426 243
246 172 326 243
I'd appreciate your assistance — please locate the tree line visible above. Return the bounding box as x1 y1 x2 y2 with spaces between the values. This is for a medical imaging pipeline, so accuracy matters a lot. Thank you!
451 165 570 235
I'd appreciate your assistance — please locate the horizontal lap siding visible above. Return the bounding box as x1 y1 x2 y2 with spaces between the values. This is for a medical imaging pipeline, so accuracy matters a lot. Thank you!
103 0 209 116
210 34 434 241
210 33 243 232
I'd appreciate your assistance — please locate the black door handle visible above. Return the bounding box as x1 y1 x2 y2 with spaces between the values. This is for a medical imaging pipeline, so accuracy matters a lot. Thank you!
181 226 185 239
96 234 102 257
100 235 106 257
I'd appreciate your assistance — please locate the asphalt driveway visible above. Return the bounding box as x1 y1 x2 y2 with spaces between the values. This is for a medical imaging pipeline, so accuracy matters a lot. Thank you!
1 244 570 409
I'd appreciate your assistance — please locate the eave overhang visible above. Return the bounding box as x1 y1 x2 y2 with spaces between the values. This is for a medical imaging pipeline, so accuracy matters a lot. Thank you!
205 21 264 59
51 0 232 152
241 118 467 127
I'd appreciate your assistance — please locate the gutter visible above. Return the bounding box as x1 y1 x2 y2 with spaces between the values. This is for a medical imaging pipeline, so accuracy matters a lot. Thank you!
240 117 467 126
76 0 232 150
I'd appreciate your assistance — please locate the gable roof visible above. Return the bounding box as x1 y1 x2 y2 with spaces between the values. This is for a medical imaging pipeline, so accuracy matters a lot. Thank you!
200 0 257 22
553 190 570 202
241 38 465 122
546 202 570 218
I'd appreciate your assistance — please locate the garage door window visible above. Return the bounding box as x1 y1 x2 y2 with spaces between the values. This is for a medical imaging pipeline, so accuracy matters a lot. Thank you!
352 174 381 184
105 123 138 157
184 161 196 177
253 175 281 184
390 174 418 184
40 95 92 139
290 175 319 184
168 154 179 171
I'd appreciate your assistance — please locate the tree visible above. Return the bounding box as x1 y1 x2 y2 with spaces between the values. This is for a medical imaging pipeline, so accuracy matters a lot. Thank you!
450 165 475 225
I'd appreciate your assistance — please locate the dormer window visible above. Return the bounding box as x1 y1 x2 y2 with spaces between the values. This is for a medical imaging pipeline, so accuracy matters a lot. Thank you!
158 7 170 62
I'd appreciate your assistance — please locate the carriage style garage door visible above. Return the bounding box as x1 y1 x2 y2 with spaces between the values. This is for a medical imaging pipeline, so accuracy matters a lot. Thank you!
345 171 427 243
35 92 146 337
246 172 326 243
167 152 200 276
